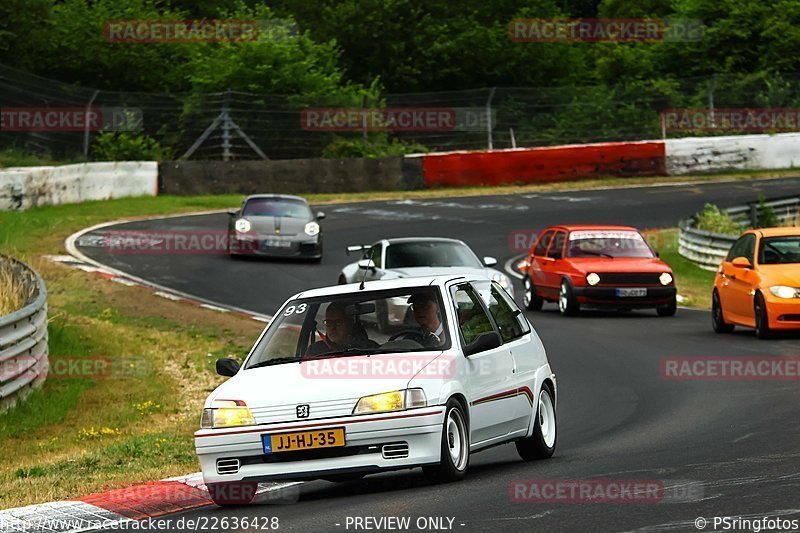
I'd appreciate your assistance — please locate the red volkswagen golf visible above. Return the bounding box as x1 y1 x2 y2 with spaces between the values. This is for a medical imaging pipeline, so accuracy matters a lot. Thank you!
521 225 677 316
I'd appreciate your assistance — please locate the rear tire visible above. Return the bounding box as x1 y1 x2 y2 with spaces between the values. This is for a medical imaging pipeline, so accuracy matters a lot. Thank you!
657 295 677 317
711 290 734 333
206 481 258 507
516 385 556 461
754 292 771 340
523 276 544 311
424 399 469 482
558 279 580 316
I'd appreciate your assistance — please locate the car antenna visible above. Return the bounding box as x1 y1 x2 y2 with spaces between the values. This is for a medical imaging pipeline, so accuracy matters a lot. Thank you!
359 246 377 291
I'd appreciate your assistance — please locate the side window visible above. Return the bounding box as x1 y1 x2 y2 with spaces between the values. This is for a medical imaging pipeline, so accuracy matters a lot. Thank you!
533 231 554 256
547 231 566 258
452 285 495 346
726 235 754 263
473 281 531 342
367 244 383 268
741 235 756 264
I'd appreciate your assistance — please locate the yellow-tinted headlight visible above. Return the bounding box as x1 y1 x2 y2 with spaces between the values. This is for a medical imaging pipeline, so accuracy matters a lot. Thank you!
353 389 426 415
201 400 255 428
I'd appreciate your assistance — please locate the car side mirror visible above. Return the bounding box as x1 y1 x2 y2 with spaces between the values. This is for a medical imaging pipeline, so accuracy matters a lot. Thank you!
549 251 562 260
464 331 502 356
731 256 752 269
655 251 660 258
357 259 376 271
216 358 240 377
316 211 326 220
227 208 238 216
483 256 498 267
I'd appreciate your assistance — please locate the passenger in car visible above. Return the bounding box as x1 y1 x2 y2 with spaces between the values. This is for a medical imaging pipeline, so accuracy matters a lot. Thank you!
307 301 379 356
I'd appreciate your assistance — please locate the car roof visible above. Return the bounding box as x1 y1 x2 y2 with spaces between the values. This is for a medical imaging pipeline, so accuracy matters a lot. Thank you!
381 237 467 245
754 227 800 238
547 224 640 232
243 194 308 203
293 275 476 299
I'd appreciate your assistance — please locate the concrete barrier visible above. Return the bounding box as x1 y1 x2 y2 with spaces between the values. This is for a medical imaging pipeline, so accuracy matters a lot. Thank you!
665 133 800 175
0 161 158 211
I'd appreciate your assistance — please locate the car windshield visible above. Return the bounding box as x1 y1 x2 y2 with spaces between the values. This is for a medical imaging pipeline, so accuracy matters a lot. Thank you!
759 236 800 265
244 287 450 368
567 230 655 258
242 198 311 219
385 241 482 269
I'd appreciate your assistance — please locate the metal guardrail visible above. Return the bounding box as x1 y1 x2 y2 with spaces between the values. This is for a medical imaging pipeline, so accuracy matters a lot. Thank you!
0 256 48 412
678 196 800 271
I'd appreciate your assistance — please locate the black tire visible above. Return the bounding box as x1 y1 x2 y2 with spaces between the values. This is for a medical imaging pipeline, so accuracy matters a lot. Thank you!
558 279 580 316
516 385 557 461
754 292 771 340
424 398 469 482
711 290 734 333
206 481 258 507
523 276 544 311
657 295 677 317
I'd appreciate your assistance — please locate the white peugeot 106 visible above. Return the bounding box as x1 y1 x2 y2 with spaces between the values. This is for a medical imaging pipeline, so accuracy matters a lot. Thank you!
195 276 557 506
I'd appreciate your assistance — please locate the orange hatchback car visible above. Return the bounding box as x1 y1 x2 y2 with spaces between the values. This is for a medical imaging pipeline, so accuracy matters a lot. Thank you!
712 227 800 339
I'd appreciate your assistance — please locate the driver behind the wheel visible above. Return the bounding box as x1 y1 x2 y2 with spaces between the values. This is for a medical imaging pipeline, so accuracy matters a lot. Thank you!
408 292 446 349
307 301 378 356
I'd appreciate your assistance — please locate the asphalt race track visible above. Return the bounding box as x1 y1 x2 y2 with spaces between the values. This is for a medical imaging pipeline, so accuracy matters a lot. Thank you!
76 178 800 532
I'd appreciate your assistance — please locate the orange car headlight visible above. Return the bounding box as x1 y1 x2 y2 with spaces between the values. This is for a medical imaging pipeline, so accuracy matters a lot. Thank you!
769 286 800 299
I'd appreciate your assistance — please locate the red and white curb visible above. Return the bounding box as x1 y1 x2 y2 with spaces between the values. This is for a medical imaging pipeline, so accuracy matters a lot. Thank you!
0 474 300 532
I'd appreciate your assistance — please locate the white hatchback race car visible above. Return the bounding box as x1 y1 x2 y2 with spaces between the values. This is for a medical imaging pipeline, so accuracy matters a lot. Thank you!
195 276 557 506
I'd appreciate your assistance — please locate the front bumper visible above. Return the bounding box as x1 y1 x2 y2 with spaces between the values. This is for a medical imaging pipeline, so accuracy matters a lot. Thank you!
572 286 676 308
230 233 322 258
764 293 800 330
195 407 445 484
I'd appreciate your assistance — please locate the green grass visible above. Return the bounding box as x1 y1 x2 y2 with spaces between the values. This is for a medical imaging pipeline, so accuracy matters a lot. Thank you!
646 229 716 309
0 148 83 168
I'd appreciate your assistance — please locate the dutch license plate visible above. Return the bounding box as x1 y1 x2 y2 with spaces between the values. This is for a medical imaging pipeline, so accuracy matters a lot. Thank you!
264 239 291 248
262 428 345 454
616 288 647 297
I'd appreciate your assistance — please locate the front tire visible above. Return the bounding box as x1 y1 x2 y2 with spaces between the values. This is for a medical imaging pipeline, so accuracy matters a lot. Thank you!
523 276 544 311
558 279 580 316
657 295 677 317
424 399 469 482
516 385 556 461
712 290 734 333
754 292 771 339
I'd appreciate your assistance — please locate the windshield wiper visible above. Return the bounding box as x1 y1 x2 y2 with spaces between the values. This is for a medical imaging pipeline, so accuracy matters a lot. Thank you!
311 347 385 358
248 357 300 369
578 250 615 258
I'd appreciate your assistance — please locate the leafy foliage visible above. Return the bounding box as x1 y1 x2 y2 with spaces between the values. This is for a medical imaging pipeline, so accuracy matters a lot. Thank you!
91 130 168 161
695 203 744 235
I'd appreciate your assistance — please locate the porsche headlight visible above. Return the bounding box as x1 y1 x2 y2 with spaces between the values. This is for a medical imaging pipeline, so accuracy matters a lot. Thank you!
586 273 600 286
304 221 320 236
234 218 251 233
659 272 674 286
769 286 799 299
201 400 255 429
353 389 426 415
492 273 512 292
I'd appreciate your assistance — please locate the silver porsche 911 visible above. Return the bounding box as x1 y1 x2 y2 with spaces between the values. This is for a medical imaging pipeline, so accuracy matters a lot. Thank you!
227 194 325 261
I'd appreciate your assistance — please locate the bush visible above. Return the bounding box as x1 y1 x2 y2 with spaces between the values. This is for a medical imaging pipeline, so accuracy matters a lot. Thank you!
756 195 780 228
321 135 428 159
91 130 169 161
695 203 743 235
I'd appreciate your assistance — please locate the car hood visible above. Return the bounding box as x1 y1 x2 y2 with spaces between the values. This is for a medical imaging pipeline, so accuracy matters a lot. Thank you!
246 216 309 237
566 257 672 274
209 352 443 411
759 265 800 286
388 266 496 279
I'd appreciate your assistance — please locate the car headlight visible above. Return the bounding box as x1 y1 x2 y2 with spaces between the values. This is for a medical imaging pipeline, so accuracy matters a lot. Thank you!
304 221 320 236
659 272 673 286
353 388 426 415
769 286 799 299
586 273 600 286
492 273 512 292
201 400 255 429
234 218 251 233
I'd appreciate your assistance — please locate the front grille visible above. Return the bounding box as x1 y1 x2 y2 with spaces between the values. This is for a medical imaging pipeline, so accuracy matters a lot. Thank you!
597 273 663 286
778 314 800 322
382 442 409 460
216 458 240 475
